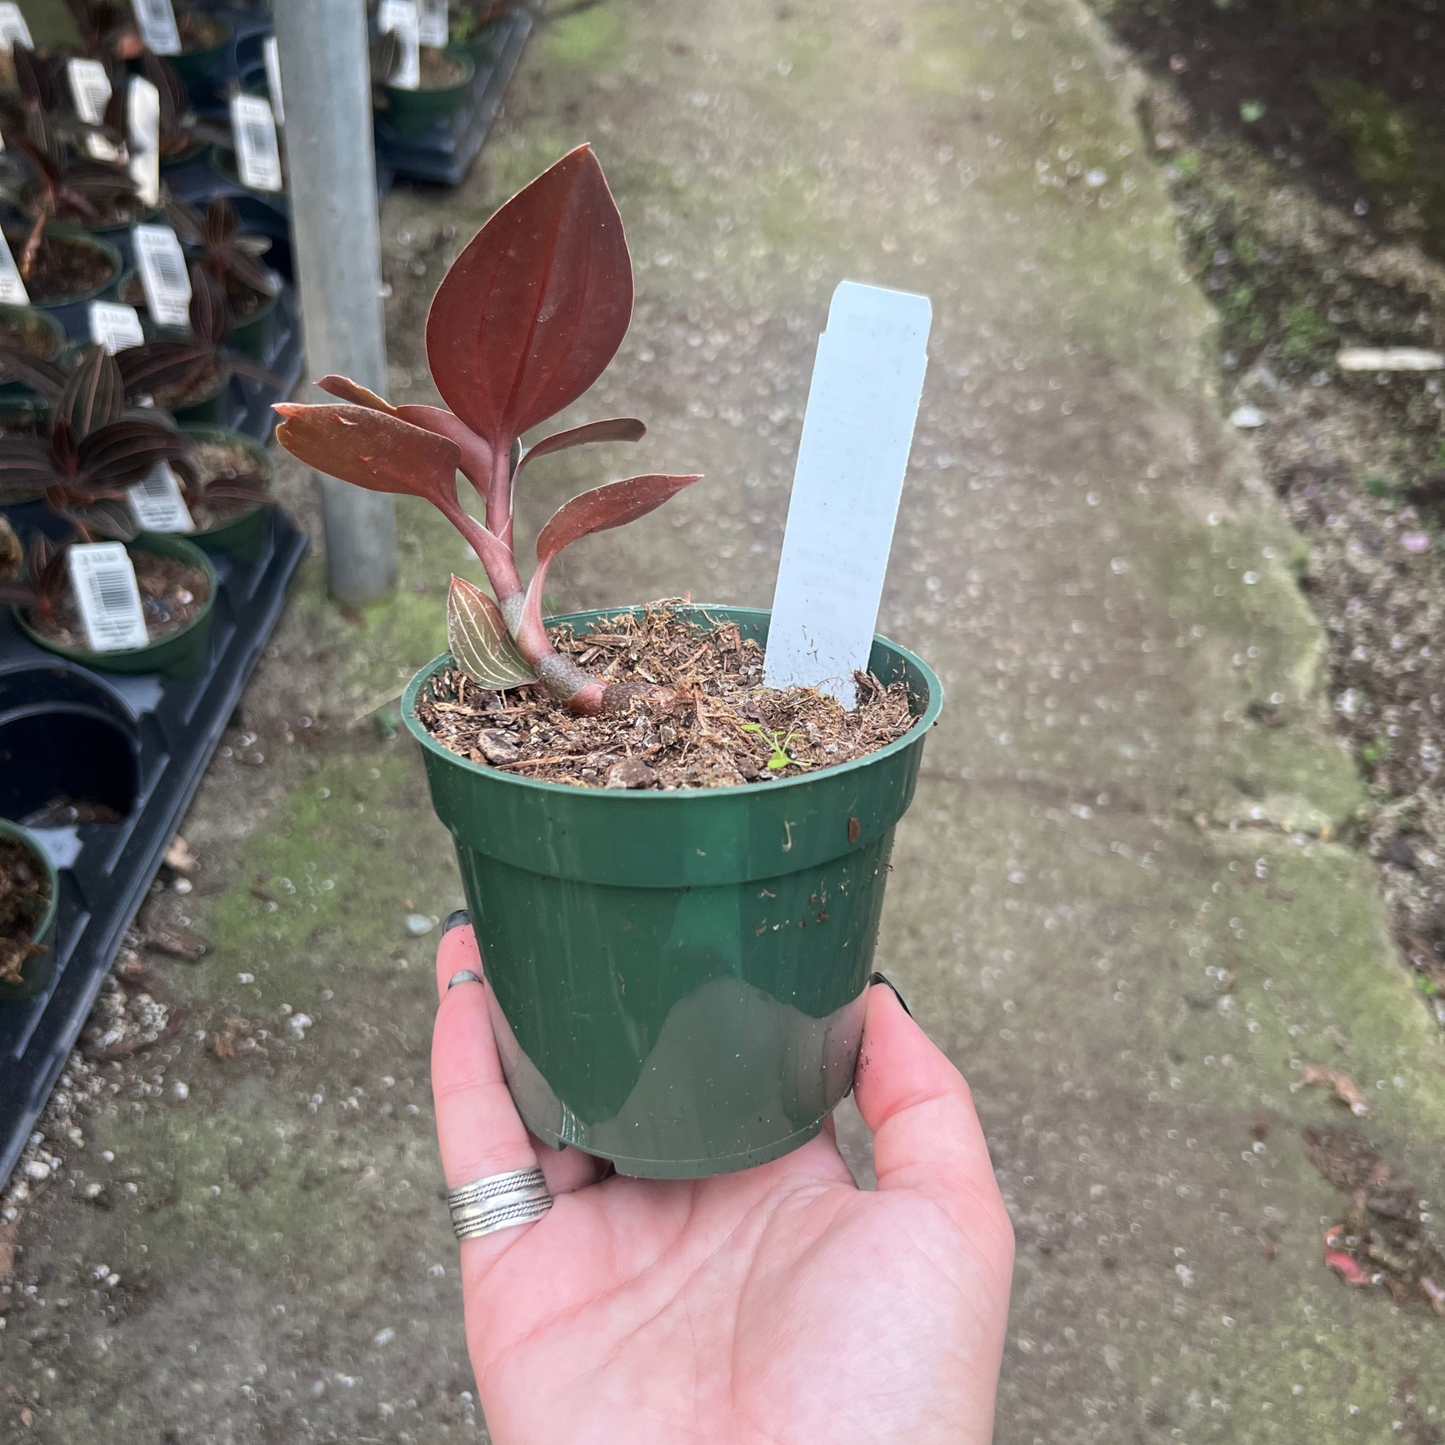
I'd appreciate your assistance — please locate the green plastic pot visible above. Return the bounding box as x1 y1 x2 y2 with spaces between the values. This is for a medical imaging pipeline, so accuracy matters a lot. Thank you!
0 819 59 1003
9 228 123 314
382 52 476 140
166 367 231 424
403 604 942 1178
226 284 280 361
447 22 505 67
162 14 235 89
14 533 216 679
175 424 273 561
0 302 65 427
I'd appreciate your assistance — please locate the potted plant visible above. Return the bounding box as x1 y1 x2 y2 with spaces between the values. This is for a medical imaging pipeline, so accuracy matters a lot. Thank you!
172 420 273 559
446 0 519 67
163 196 279 359
373 30 475 141
274 146 942 1179
0 818 58 1002
136 49 232 169
0 301 66 428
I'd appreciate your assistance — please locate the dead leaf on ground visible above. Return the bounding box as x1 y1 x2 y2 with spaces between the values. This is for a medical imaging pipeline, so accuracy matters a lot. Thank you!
163 835 198 874
1295 1063 1372 1116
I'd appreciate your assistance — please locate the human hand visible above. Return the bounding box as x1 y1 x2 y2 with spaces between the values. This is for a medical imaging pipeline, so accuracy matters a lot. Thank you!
432 921 1014 1445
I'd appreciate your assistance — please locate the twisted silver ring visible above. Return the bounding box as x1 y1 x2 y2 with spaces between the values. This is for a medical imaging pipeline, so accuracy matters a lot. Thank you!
448 1166 552 1239
447 969 482 989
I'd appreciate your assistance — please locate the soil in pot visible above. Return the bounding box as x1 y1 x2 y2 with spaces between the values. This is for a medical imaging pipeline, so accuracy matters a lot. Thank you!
185 436 269 528
417 47 468 88
0 310 60 357
0 834 51 987
415 602 919 789
5 232 113 304
26 547 211 650
178 12 229 52
149 361 225 413
22 797 125 827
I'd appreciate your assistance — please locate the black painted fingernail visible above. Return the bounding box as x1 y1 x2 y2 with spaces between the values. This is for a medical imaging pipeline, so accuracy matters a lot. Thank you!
868 971 912 1017
443 909 471 935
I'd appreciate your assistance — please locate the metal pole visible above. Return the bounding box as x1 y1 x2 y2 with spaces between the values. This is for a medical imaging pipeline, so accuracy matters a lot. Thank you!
273 0 396 605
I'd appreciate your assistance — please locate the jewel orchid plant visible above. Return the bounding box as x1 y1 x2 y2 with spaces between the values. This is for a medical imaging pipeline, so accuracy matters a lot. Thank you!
273 146 700 716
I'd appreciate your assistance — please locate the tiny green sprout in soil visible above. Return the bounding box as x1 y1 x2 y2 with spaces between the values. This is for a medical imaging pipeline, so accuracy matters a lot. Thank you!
414 603 917 791
0 835 49 986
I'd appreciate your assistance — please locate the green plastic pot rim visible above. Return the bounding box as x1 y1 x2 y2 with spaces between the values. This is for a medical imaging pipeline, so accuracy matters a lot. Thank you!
11 228 123 310
175 423 273 536
0 301 66 360
10 533 217 665
385 50 477 102
0 818 58 956
402 603 943 802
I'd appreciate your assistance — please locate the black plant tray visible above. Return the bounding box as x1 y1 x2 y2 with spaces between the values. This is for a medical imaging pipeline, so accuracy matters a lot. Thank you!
0 503 309 1189
374 10 532 186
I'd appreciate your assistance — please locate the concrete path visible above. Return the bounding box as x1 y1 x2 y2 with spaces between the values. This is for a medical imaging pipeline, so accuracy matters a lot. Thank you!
5 0 1444 1439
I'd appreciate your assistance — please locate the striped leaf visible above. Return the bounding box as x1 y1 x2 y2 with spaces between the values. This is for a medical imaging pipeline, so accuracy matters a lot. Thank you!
446 575 537 689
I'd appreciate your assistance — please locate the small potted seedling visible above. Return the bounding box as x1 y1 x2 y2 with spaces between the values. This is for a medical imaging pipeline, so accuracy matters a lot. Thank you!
0 345 216 675
372 14 475 141
0 301 66 429
275 147 941 1178
0 818 58 1002
135 49 231 169
171 420 273 560
163 196 278 358
446 0 518 66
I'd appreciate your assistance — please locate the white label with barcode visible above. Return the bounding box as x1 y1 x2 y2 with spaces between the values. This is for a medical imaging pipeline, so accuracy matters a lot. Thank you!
0 4 33 50
263 34 284 125
68 57 122 161
89 302 144 354
127 76 161 207
128 460 194 534
418 0 449 48
132 0 181 55
378 0 420 90
69 543 149 652
133 223 191 327
231 93 282 192
0 227 28 303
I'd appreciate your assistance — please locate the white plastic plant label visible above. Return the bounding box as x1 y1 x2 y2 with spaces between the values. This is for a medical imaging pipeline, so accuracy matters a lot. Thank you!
69 542 149 652
133 223 191 327
67 57 121 161
89 301 144 354
0 227 28 304
378 0 421 91
128 460 194 534
262 34 284 125
230 93 283 193
418 0 449 48
132 0 181 56
763 280 931 708
127 75 161 207
0 4 33 51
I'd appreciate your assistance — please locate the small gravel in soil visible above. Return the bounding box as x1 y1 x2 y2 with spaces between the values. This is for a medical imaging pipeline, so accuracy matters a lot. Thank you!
29 549 210 649
418 602 919 789
0 837 50 985
183 440 269 529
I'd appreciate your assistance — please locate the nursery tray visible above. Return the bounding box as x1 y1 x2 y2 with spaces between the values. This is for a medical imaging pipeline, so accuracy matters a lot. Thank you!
0 504 309 1189
374 10 532 187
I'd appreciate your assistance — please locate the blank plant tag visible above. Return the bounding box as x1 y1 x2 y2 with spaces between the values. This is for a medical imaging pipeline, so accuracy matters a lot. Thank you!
127 76 161 206
0 227 28 303
0 4 33 50
263 35 284 125
89 301 144 354
69 542 149 652
378 0 421 90
231 93 282 192
133 223 191 326
418 0 449 48
763 280 931 707
128 460 194 534
132 0 181 56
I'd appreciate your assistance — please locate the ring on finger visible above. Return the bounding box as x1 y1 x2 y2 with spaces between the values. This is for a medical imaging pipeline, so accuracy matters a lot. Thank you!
447 1166 552 1239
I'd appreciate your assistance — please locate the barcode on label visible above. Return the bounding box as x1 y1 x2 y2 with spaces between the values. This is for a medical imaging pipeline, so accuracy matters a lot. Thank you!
0 227 28 304
69 543 149 652
128 460 194 534
0 4 33 50
418 0 449 48
127 76 161 207
133 0 181 55
263 35 284 125
67 57 111 124
89 301 145 354
378 0 421 90
133 223 191 327
230 94 283 192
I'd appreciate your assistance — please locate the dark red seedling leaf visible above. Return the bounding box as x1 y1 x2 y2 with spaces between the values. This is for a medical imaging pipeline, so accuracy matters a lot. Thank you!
79 419 192 486
394 403 494 502
115 338 212 398
315 374 400 415
0 349 67 400
425 144 633 452
62 496 138 542
513 416 646 482
0 437 59 497
56 345 124 436
188 266 228 347
446 575 537 689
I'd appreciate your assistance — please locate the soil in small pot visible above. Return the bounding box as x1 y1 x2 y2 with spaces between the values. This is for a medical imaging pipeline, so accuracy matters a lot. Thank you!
5 232 113 303
21 797 125 827
0 312 59 357
149 361 225 412
416 602 919 790
26 548 211 649
418 47 468 88
178 12 229 51
186 437 269 528
0 836 50 987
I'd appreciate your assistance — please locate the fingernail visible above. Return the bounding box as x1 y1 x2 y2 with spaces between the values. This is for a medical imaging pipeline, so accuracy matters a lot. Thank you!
868 971 912 1017
447 969 482 990
443 909 471 935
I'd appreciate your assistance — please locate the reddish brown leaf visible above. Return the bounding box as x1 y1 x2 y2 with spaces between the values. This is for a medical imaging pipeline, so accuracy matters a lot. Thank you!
424 145 633 454
514 416 646 481
315 374 400 415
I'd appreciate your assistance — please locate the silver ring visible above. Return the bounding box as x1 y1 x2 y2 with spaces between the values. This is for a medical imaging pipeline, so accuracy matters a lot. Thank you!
447 1166 552 1240
447 969 482 989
